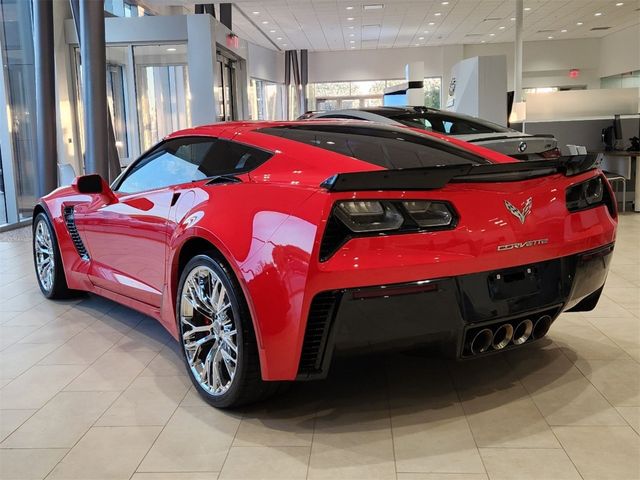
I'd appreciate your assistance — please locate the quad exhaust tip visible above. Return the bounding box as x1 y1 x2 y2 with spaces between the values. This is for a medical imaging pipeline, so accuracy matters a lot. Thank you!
532 315 552 339
470 328 493 355
513 319 533 345
492 323 514 350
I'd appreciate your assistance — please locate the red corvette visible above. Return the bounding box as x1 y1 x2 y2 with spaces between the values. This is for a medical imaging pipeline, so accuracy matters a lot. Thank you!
33 121 617 407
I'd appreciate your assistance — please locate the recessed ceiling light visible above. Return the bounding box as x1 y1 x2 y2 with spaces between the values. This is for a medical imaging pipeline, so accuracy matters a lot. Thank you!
349 33 355 37
347 17 354 20
616 2 624 5
577 21 583 25
350 40 355 43
594 12 602 16
166 47 176 52
276 37 282 40
489 33 495 36
499 26 505 29
434 12 442 16
351 46 355 49
441 1 449 4
428 21 435 25
524 7 531 11
423 30 430 33
561 29 567 32
548 36 553 39
363 4 384 10
252 11 259 15
418 36 425 40
261 20 269 24
415 43 421 46
348 25 355 29
510 17 515 20
282 43 287 46
346 6 354 9
269 29 276 33
481 40 486 43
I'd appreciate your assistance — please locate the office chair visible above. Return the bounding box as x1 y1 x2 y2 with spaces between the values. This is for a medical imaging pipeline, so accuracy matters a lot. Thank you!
570 145 626 213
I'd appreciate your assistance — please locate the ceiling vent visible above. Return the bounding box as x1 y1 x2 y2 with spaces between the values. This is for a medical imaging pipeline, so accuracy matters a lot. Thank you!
537 29 555 33
483 17 502 21
590 26 611 30
465 33 482 37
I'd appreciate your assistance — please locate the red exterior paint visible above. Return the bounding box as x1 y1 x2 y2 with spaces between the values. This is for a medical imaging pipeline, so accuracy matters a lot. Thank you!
38 120 617 380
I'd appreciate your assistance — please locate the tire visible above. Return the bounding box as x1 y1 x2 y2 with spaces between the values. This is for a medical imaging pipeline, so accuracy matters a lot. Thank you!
176 253 280 408
32 212 73 299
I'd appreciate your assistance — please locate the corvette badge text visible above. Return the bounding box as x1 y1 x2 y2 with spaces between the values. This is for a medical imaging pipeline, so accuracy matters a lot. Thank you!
497 238 549 251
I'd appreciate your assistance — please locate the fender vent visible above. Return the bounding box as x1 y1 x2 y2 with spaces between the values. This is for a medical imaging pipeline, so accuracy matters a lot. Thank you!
298 291 340 377
63 206 89 261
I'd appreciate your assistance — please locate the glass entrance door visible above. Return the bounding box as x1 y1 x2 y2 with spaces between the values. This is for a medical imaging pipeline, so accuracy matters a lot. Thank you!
216 54 237 122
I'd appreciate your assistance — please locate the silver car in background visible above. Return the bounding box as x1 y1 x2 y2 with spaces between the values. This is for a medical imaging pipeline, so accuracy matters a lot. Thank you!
303 106 560 160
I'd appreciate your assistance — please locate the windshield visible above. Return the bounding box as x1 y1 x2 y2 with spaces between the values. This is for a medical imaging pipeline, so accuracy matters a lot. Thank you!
382 112 514 135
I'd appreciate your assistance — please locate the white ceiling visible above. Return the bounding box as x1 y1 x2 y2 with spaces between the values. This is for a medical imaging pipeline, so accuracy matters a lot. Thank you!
148 0 640 51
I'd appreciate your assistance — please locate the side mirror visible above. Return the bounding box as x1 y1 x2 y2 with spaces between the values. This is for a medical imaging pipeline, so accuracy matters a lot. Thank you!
74 174 104 194
72 174 117 204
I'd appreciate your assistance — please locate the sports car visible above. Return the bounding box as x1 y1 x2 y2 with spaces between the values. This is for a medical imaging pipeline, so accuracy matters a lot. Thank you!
304 106 560 160
33 120 617 407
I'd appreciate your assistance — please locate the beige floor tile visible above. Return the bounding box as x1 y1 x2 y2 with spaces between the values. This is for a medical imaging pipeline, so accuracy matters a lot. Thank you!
0 448 68 480
17 318 87 345
131 474 218 480
64 347 157 392
309 410 396 480
393 410 484 474
139 344 186 377
0 342 60 380
0 325 39 349
551 319 629 361
504 342 575 379
460 383 560 448
1 391 118 448
47 425 161 480
2 306 62 328
0 409 36 442
38 330 123 365
587 315 640 351
219 446 310 479
179 386 209 407
396 475 488 480
114 319 172 353
580 295 637 319
553 425 640 480
0 291 48 312
574 358 640 406
138 406 241 472
479 447 580 480
96 375 190 426
616 406 640 433
234 394 317 447
521 368 626 426
0 364 85 409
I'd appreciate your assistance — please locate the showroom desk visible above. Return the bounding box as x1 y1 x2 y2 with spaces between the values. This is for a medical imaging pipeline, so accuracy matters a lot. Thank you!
597 151 640 212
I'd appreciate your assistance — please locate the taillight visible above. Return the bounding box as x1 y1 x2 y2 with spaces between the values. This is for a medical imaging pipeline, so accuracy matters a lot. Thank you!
320 199 458 261
566 175 616 217
540 147 561 159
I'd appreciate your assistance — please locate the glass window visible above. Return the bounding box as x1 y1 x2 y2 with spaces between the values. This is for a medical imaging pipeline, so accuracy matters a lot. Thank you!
258 124 487 169
116 137 272 193
423 77 441 108
133 44 191 151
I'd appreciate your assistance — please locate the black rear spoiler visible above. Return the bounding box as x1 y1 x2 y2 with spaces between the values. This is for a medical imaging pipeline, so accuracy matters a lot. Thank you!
321 154 600 192
465 133 556 143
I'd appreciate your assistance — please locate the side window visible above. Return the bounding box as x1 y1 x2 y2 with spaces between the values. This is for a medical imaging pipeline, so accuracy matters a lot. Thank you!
198 140 272 177
116 137 216 194
115 137 272 194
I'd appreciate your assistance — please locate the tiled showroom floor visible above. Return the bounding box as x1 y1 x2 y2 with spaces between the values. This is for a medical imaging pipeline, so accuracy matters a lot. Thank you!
0 215 638 480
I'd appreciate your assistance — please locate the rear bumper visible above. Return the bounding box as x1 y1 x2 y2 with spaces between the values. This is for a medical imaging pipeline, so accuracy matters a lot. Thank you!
297 243 613 379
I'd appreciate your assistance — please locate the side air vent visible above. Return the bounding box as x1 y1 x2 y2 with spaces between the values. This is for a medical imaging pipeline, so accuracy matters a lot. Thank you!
319 215 351 262
297 291 340 377
63 206 89 261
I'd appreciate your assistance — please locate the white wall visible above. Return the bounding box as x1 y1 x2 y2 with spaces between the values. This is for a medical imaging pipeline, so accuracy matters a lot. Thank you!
599 25 640 78
307 35 636 92
247 43 285 83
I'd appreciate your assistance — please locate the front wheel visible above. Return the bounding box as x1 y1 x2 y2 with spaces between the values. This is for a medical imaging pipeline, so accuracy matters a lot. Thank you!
176 254 279 408
32 212 72 299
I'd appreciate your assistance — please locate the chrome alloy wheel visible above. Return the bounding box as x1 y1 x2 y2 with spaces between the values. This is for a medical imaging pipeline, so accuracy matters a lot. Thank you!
180 266 238 396
34 219 55 293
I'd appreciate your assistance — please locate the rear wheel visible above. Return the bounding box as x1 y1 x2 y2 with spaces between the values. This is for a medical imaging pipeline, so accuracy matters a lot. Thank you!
32 212 72 299
176 254 279 408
